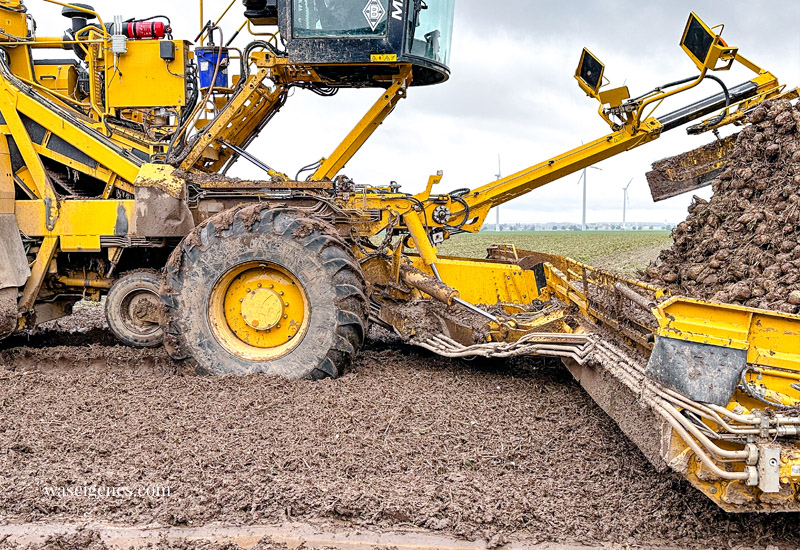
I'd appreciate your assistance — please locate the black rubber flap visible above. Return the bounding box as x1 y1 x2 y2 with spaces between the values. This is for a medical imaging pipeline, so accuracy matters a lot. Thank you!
645 337 747 406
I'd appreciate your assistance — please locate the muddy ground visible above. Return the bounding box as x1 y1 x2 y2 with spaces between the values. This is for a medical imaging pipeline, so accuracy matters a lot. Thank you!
0 305 798 550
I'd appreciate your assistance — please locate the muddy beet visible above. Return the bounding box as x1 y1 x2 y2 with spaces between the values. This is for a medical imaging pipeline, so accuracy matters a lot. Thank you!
644 99 800 314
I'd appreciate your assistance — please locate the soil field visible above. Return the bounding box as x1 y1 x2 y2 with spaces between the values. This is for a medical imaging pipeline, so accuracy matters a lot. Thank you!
437 231 672 277
0 234 798 550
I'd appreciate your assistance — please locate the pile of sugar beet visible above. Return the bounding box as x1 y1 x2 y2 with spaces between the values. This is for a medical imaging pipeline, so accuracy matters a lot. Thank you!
644 98 800 314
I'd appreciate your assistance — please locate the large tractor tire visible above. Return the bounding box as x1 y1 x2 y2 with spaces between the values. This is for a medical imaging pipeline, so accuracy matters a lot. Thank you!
105 270 165 348
161 207 368 379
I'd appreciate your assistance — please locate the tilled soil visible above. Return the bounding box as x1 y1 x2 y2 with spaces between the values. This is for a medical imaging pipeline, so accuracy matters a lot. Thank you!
645 99 800 312
0 528 292 550
0 307 799 549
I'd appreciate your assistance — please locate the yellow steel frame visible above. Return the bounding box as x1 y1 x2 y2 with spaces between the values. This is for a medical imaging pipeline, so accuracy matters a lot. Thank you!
311 65 412 181
19 235 57 312
408 255 540 307
1 78 142 183
179 66 282 171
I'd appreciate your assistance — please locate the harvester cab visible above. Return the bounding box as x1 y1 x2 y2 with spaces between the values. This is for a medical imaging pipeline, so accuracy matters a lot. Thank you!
244 0 453 86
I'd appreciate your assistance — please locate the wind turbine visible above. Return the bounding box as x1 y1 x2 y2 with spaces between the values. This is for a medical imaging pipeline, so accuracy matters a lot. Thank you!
495 155 502 232
622 178 633 230
577 165 602 231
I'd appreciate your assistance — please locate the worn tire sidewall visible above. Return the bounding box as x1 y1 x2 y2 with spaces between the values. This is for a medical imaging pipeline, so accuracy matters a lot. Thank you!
176 219 339 377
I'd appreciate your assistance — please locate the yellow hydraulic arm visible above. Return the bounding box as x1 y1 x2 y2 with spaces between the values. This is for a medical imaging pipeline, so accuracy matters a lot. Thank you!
338 12 796 296
444 14 798 226
455 13 795 220
310 66 412 181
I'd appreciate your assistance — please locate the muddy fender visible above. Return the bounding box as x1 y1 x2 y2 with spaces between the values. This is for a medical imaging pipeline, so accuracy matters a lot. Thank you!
134 187 194 237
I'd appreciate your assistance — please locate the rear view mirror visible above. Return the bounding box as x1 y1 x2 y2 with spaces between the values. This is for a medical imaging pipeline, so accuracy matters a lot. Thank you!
575 48 604 98
680 13 738 71
681 13 715 70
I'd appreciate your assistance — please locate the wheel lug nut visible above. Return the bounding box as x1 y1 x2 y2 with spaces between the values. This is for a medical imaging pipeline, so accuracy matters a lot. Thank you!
276 324 281 328
283 314 288 319
280 291 284 296
270 284 274 289
285 302 289 307
257 283 262 288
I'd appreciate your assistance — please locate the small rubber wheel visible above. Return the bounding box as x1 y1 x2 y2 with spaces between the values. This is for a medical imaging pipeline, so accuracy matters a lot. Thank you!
161 207 368 379
105 270 165 348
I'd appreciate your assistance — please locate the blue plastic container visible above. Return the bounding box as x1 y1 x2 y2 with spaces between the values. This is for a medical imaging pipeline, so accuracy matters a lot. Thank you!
196 47 229 88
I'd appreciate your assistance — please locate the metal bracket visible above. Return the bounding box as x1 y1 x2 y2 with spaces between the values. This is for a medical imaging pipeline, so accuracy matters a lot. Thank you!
757 444 782 493
44 196 57 231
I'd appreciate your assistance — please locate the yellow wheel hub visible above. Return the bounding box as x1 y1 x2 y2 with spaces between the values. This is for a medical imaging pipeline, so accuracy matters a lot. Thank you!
241 289 284 330
208 262 309 361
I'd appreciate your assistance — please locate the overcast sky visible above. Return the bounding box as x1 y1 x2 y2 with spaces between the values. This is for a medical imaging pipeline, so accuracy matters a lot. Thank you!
28 0 800 224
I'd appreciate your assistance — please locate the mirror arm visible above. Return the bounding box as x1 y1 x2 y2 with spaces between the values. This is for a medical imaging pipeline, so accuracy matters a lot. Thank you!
597 104 619 131
735 53 765 75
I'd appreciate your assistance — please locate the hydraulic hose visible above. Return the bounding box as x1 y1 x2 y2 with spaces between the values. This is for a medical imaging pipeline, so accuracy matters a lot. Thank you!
699 74 731 128
650 400 752 481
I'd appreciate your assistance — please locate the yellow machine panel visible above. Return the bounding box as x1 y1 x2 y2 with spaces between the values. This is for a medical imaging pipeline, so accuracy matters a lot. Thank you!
106 40 189 109
34 61 78 98
0 1 28 37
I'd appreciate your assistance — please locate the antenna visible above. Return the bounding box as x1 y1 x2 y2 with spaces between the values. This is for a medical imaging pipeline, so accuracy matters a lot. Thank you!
495 155 501 232
622 178 633 230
